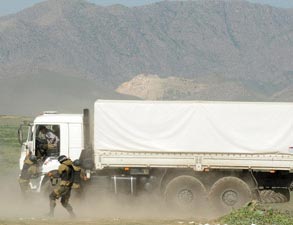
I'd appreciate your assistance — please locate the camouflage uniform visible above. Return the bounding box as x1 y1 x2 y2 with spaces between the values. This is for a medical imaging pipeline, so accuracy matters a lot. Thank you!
72 163 82 190
18 156 38 195
49 159 75 217
71 162 88 199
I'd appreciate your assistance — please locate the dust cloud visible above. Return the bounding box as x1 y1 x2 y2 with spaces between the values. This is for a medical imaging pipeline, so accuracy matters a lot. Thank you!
0 169 48 219
0 171 216 221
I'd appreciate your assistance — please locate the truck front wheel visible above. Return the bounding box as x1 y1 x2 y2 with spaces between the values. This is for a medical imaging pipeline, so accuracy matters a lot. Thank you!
164 175 207 213
208 176 252 215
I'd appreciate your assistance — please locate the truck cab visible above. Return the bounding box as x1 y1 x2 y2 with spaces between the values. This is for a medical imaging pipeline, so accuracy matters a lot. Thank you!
18 112 83 191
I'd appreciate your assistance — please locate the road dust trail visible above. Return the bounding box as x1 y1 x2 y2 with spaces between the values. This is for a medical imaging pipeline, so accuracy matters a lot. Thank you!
0 170 48 218
0 171 215 221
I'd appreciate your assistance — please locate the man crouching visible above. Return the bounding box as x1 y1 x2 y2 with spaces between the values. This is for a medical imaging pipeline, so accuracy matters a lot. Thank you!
19 153 38 197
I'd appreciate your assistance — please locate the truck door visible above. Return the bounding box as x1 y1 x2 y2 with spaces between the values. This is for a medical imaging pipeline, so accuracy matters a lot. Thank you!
18 123 42 190
18 122 33 170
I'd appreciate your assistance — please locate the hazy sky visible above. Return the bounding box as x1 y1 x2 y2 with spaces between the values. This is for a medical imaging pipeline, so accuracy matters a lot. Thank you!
0 0 293 16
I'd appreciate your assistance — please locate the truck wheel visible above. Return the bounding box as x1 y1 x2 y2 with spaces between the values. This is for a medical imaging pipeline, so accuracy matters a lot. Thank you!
260 189 290 203
208 176 252 215
164 175 207 212
276 188 290 202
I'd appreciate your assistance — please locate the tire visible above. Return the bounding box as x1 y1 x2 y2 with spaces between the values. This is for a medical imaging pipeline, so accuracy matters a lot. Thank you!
260 189 290 203
208 176 252 215
164 175 207 212
276 188 290 202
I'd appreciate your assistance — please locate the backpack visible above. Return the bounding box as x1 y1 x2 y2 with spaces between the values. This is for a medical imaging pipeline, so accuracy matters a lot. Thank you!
68 164 75 185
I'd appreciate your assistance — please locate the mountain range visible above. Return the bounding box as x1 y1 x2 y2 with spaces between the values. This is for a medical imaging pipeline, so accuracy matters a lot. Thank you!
1 0 293 115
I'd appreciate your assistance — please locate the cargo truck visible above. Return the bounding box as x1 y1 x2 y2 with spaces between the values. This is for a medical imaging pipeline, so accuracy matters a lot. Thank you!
18 100 293 214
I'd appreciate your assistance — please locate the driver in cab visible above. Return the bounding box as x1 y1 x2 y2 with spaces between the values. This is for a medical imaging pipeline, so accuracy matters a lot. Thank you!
37 125 60 159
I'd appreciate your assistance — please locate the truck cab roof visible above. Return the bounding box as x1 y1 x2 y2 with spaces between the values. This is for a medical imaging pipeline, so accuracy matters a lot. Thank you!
34 113 83 124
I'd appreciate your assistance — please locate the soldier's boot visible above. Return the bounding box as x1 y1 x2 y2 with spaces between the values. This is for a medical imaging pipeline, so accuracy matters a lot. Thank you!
48 194 57 217
68 209 76 218
47 209 54 217
62 200 76 218
19 180 29 199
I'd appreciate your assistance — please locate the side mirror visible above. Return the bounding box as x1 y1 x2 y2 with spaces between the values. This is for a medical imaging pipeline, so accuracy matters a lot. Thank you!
18 125 24 145
18 121 32 145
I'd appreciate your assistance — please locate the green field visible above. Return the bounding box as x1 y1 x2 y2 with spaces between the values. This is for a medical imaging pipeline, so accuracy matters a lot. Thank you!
0 115 31 174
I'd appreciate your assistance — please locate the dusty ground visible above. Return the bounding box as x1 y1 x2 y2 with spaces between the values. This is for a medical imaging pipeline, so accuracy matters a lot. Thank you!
1 171 293 225
0 170 217 225
0 219 213 225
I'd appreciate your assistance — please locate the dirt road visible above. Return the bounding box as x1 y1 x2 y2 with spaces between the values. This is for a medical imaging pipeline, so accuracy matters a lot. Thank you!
0 171 216 225
0 219 215 225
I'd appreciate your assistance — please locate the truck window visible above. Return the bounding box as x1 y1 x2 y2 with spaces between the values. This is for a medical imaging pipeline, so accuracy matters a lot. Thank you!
35 124 60 160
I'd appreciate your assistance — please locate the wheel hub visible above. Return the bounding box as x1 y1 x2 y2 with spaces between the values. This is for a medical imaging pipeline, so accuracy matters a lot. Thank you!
177 189 194 204
222 190 238 206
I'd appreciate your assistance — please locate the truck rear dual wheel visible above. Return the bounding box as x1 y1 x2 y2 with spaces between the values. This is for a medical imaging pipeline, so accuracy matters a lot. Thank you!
164 175 207 213
259 189 290 203
208 176 252 215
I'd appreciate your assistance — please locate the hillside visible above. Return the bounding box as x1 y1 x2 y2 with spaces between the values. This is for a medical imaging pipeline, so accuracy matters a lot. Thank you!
1 0 293 114
116 74 265 100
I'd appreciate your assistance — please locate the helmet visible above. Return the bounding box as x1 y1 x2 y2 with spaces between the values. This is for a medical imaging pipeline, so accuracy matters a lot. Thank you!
58 155 67 163
29 155 37 163
73 159 81 167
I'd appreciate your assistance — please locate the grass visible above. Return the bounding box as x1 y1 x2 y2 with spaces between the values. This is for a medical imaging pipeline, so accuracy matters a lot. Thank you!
220 202 293 225
0 115 31 174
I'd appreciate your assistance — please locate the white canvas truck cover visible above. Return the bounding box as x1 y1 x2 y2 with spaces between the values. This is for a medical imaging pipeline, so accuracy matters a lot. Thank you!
94 100 293 154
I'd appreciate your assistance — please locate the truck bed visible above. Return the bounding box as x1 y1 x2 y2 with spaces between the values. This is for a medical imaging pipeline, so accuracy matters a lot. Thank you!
94 100 293 172
95 150 293 172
